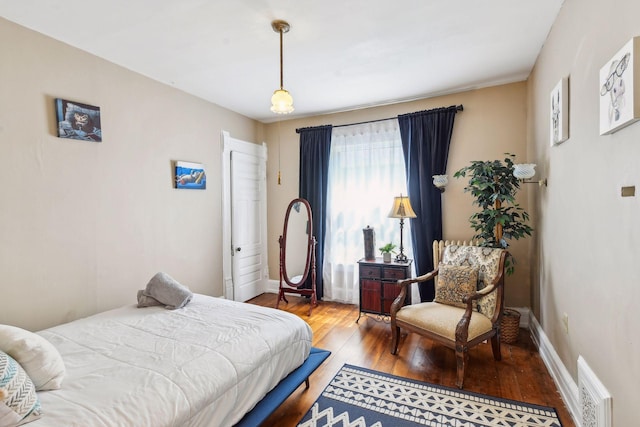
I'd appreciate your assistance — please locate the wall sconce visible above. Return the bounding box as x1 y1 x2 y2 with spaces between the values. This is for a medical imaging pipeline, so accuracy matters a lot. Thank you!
432 175 448 192
513 163 547 187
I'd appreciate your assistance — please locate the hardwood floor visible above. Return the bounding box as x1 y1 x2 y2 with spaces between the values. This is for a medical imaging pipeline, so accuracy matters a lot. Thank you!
249 293 575 427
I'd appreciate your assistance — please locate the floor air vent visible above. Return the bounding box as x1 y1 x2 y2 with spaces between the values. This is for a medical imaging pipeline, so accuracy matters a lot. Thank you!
578 356 612 427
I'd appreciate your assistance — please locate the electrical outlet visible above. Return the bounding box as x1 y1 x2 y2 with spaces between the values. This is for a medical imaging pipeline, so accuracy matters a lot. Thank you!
562 313 569 334
621 186 635 197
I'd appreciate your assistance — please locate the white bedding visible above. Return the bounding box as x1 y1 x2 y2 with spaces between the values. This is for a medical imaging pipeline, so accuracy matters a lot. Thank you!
32 294 312 427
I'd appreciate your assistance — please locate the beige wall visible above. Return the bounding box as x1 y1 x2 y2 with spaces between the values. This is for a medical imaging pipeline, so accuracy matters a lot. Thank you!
265 82 532 307
0 18 260 331
528 0 640 424
7 4 636 420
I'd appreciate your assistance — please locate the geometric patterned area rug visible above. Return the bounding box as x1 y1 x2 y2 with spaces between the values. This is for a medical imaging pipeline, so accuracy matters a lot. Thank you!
297 364 563 427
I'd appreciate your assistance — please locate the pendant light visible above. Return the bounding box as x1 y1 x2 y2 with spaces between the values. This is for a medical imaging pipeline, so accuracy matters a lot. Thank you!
270 20 294 114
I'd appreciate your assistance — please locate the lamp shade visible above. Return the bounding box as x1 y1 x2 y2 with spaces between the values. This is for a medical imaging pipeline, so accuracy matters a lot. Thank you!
270 88 294 114
513 163 536 180
432 174 448 189
388 195 417 219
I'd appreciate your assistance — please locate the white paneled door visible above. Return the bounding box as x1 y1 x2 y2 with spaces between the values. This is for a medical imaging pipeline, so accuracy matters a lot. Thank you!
221 131 267 302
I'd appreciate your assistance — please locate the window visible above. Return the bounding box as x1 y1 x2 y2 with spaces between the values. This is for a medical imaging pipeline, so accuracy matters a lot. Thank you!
323 120 413 304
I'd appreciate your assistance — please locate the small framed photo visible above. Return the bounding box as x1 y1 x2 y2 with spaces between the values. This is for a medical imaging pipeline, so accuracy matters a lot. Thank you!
599 37 640 135
550 77 569 146
55 99 102 142
174 161 206 190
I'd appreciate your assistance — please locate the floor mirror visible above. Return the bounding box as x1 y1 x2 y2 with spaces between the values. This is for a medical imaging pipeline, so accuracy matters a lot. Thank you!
276 198 317 316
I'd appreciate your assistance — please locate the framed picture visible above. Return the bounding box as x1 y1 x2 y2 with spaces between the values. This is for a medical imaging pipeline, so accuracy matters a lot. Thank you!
599 37 640 135
174 161 206 190
550 76 569 146
55 99 102 142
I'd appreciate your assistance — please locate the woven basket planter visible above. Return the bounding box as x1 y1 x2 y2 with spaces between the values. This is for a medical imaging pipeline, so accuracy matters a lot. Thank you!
501 309 521 344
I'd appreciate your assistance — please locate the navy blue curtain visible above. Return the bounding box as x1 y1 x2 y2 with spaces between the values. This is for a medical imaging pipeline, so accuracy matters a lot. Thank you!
398 106 459 301
298 125 333 300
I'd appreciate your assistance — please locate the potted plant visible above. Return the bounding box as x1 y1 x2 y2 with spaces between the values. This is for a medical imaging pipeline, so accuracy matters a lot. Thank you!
453 153 533 275
454 153 533 343
379 243 397 263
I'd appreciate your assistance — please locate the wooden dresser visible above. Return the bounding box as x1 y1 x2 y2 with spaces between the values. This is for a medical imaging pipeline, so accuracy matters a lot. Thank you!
357 257 412 321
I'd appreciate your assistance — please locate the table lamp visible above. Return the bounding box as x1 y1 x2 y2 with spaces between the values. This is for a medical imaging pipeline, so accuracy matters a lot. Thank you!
387 195 417 263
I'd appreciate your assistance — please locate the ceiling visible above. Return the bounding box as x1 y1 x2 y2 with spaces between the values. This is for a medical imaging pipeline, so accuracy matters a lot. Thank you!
0 0 563 123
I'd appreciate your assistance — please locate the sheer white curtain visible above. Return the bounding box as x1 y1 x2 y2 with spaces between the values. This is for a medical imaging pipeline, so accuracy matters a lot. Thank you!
323 120 413 304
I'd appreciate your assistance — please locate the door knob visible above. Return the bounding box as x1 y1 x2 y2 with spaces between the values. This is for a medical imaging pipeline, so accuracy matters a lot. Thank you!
236 247 242 252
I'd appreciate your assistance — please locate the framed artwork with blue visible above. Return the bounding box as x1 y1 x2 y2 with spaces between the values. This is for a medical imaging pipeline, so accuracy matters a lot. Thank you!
55 98 102 142
175 161 206 190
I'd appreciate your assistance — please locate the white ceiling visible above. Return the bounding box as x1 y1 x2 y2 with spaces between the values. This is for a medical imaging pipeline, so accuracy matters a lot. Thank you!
0 0 563 123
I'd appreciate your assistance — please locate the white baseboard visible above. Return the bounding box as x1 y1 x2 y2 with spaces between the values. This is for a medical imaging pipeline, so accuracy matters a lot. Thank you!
266 279 279 294
529 313 581 426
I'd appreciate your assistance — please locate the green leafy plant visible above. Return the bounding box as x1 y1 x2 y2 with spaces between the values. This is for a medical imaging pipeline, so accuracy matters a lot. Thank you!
379 243 397 254
453 153 533 274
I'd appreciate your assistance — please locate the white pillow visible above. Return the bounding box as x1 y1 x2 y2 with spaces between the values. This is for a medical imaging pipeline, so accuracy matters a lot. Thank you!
0 325 65 391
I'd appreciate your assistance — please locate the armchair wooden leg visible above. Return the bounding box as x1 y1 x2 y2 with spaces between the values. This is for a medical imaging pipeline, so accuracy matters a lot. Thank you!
390 326 400 355
455 348 466 389
491 334 502 361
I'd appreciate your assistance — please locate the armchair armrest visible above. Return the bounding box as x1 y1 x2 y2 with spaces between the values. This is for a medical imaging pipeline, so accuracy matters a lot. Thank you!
462 282 496 303
398 269 438 288
456 263 506 341
389 269 438 317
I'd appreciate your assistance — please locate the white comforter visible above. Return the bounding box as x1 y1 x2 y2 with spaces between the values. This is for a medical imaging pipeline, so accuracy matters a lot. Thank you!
33 294 312 427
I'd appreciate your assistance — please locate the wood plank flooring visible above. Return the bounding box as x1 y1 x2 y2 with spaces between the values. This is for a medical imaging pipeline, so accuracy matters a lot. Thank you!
249 293 575 427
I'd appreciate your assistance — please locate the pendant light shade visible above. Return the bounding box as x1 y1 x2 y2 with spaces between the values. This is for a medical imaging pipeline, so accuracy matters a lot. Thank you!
271 88 294 114
271 20 294 114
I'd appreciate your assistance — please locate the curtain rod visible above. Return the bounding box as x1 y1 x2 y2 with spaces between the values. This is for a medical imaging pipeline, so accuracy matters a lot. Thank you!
295 104 463 133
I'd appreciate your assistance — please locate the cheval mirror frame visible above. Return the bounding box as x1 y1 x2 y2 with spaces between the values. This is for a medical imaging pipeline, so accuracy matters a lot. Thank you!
276 198 317 316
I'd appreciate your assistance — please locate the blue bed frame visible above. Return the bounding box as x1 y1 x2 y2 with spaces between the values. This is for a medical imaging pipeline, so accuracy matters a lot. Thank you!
234 347 331 426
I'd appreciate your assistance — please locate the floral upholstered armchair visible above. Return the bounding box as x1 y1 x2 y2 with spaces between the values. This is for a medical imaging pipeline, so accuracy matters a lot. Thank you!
390 244 507 389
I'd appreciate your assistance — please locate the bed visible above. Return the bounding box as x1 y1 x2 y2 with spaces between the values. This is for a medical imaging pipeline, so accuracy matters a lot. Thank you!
1 293 315 427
